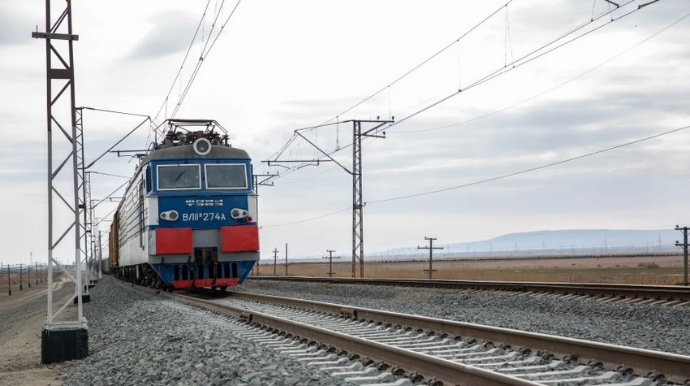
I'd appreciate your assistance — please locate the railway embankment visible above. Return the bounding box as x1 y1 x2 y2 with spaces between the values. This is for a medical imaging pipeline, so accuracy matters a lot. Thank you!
56 276 354 386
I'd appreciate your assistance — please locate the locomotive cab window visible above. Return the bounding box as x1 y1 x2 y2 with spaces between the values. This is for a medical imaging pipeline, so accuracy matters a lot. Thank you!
205 164 247 189
157 164 201 190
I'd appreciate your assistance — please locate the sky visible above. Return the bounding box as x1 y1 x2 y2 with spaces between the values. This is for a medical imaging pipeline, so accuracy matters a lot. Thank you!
1 0 690 265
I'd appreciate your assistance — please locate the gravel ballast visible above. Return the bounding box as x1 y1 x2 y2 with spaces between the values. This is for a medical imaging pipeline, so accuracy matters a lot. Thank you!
234 279 690 356
59 276 355 386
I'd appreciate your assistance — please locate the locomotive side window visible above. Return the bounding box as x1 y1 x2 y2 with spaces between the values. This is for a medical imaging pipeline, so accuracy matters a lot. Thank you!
157 164 201 190
205 164 247 189
145 166 152 193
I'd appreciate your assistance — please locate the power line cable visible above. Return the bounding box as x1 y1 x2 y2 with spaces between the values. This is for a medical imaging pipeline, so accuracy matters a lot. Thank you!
152 0 213 124
368 123 690 204
261 206 350 228
264 1 516 166
383 0 644 132
263 122 690 225
271 1 682 182
96 206 119 226
396 9 690 134
315 0 515 128
92 180 130 210
170 0 229 118
262 0 647 178
170 0 242 120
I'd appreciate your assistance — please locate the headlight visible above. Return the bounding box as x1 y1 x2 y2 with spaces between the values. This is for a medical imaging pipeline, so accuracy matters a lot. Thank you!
230 208 249 219
160 210 179 221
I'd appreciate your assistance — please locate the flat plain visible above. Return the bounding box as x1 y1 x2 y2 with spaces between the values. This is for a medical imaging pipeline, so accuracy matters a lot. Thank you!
256 254 687 285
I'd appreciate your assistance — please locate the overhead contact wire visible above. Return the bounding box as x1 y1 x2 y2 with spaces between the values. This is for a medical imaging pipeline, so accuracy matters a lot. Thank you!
398 9 690 134
153 0 212 124
171 0 242 119
316 0 515 128
264 0 643 175
263 1 516 169
386 0 641 131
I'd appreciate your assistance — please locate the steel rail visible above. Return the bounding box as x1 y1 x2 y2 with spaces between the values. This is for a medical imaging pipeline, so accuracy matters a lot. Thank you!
229 291 690 384
172 292 542 386
250 276 690 301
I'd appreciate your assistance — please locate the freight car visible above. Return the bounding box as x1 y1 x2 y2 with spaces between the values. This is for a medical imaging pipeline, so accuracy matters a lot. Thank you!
109 119 259 290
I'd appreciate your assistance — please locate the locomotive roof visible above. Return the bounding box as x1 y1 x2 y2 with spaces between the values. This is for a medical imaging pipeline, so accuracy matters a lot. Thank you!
142 144 250 163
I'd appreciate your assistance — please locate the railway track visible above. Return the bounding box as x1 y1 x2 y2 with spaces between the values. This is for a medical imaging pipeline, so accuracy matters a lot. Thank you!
151 286 690 386
249 276 690 306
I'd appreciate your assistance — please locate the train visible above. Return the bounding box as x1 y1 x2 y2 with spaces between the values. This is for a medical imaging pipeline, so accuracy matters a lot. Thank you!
109 119 259 290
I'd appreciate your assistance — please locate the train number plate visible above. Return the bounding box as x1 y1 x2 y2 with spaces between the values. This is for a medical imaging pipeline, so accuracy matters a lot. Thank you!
182 212 227 221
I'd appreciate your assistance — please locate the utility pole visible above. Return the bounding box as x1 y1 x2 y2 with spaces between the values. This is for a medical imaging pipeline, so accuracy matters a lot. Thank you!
351 120 391 278
98 231 103 279
285 243 288 276
33 0 88 364
675 225 689 286
418 237 443 279
79 166 92 297
324 249 338 277
273 248 279 276
265 119 392 279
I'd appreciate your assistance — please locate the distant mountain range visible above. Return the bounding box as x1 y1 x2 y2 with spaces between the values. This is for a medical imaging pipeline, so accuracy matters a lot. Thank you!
369 229 681 259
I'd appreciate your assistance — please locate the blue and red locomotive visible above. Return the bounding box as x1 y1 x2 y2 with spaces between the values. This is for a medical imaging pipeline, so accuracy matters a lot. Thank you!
109 119 259 290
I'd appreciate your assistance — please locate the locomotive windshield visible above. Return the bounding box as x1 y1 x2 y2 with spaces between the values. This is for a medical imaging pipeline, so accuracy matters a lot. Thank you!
157 164 201 190
205 164 247 189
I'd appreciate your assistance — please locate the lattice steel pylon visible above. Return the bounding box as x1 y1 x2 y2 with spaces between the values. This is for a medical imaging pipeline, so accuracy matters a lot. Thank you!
77 108 91 296
91 199 101 279
351 120 390 278
352 121 364 278
33 0 88 363
269 119 391 278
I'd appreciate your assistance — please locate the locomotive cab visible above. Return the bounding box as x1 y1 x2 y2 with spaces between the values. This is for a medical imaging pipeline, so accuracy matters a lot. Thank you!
111 120 260 290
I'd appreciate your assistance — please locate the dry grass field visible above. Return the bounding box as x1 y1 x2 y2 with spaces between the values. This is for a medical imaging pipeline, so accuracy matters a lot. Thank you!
0 272 52 293
255 255 688 285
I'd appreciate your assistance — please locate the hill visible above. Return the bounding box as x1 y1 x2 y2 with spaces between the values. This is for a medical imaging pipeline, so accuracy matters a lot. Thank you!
370 229 680 259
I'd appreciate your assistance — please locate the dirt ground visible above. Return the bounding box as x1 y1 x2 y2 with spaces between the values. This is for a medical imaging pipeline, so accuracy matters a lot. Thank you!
0 278 76 386
257 254 688 285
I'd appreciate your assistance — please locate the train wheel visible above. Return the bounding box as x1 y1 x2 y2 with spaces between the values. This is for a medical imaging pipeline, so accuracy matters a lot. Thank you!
220 286 228 292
